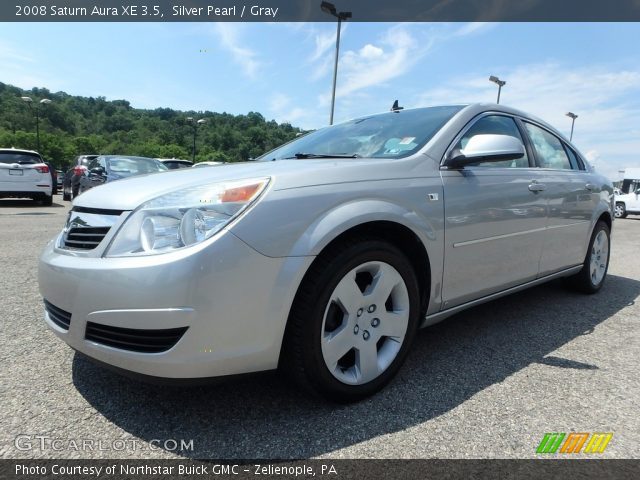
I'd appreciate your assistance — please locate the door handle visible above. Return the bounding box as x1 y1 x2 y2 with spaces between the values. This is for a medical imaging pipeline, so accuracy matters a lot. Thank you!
585 183 595 191
528 182 546 192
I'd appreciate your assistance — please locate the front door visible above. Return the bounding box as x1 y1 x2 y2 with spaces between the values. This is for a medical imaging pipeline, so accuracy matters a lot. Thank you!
441 114 547 309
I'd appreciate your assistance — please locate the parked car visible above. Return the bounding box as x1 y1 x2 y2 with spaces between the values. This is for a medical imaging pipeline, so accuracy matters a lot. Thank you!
0 148 53 205
44 162 58 195
192 161 223 168
614 167 640 218
77 155 168 195
56 170 63 191
63 155 98 201
158 158 193 169
39 104 613 402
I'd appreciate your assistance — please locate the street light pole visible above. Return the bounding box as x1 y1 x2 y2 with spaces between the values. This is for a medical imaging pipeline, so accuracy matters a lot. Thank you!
488 76 506 104
186 117 207 162
21 96 51 151
321 2 352 125
566 112 578 141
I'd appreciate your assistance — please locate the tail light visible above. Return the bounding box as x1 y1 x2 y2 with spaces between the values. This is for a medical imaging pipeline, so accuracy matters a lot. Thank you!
35 165 49 174
73 166 87 176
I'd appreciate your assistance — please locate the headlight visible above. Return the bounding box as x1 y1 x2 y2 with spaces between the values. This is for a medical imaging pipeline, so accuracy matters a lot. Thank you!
105 177 270 257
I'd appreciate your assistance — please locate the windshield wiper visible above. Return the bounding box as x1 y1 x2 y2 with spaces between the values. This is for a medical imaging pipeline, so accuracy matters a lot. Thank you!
283 152 360 159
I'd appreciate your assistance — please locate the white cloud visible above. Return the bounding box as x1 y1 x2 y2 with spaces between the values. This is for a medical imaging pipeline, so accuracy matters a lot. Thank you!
0 40 49 89
212 24 261 78
415 63 640 180
454 22 497 37
359 44 384 59
310 28 338 62
308 22 495 107
317 25 425 105
268 93 307 125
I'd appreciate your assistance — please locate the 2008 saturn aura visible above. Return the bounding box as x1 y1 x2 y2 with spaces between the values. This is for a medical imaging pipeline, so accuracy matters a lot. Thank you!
39 104 614 402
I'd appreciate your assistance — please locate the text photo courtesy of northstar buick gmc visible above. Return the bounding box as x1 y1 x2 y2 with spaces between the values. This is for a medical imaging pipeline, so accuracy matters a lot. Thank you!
38 104 613 402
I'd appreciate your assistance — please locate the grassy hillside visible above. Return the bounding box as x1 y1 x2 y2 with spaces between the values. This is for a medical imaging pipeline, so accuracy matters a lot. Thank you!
0 82 301 168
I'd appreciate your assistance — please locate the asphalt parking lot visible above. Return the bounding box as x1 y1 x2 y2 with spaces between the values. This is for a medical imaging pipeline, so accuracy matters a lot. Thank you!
0 197 639 460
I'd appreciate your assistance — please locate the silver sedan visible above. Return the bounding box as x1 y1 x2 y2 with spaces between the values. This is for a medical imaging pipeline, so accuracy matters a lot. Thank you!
38 104 613 402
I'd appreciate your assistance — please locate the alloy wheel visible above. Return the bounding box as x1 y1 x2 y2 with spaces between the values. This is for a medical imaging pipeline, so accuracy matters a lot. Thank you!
320 261 410 385
590 230 609 286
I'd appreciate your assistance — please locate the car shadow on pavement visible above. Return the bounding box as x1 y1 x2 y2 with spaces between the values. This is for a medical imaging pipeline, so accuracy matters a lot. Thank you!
72 274 639 459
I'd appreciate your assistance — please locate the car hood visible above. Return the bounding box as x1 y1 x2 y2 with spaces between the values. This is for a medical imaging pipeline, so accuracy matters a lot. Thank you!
72 158 411 210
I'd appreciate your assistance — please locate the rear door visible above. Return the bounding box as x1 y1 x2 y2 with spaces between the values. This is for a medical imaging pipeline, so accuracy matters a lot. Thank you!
521 121 595 275
440 114 548 309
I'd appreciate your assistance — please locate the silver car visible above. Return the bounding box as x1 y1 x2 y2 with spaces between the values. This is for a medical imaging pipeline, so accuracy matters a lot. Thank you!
38 104 613 402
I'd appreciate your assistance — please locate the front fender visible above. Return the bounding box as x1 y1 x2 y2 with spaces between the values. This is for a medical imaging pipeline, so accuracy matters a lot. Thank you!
288 198 437 256
230 179 446 315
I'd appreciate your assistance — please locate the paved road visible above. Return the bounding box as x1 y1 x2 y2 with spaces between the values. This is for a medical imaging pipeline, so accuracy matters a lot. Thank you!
1 197 639 459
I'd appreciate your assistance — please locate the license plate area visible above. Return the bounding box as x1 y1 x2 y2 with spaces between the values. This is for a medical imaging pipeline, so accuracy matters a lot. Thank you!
9 169 23 176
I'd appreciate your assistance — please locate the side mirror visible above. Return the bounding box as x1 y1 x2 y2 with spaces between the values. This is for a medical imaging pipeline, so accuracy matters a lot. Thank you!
446 134 525 169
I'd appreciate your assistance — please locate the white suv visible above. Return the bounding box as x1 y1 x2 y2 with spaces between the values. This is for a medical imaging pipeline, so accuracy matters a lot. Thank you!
0 148 53 205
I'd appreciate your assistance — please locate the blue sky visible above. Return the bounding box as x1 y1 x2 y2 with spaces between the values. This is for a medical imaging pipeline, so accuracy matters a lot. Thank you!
1 22 639 179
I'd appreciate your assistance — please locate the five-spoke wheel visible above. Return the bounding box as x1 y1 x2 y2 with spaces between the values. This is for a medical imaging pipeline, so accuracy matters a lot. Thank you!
283 238 420 402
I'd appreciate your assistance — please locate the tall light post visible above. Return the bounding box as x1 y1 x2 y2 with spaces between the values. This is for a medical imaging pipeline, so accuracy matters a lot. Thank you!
186 117 207 162
489 76 506 104
566 112 578 141
321 1 352 125
21 96 52 151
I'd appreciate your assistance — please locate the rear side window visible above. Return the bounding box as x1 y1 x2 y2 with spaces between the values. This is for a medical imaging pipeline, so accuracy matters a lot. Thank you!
564 145 584 170
0 152 42 164
523 122 572 170
455 115 529 168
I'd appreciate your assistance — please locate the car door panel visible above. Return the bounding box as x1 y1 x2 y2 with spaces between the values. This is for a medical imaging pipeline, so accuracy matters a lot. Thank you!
537 170 595 275
441 168 547 308
520 122 596 275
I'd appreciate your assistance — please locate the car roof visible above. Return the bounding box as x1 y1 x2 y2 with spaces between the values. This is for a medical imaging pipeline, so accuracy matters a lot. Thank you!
457 103 574 142
99 155 158 160
0 148 41 155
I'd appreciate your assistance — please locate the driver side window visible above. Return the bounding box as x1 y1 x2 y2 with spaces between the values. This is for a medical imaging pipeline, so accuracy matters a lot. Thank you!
456 115 529 168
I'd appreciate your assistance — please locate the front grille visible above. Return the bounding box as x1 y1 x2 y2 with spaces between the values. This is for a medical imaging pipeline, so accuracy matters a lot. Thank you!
63 226 110 250
85 322 188 353
44 300 71 330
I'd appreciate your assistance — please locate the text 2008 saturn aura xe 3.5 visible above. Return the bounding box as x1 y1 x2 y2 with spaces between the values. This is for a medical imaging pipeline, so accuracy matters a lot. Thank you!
39 104 613 402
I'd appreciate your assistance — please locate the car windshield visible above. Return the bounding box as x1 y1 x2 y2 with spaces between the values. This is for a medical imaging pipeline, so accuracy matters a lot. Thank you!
257 106 463 161
0 152 42 164
103 156 168 177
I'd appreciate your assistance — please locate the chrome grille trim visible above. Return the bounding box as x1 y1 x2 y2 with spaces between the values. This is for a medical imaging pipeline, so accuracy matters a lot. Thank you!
61 209 122 251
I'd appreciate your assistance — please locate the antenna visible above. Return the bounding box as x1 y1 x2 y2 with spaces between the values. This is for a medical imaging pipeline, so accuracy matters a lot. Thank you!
391 100 404 112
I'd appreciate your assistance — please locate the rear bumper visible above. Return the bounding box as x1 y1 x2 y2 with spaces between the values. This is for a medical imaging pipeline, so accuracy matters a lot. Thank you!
0 181 52 197
0 190 52 198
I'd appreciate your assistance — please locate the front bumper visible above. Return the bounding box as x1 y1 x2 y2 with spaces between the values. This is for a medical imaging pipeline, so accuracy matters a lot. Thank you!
38 230 313 379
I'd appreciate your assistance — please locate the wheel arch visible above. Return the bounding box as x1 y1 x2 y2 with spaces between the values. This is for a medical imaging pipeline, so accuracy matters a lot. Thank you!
278 219 433 372
285 219 433 339
597 210 612 231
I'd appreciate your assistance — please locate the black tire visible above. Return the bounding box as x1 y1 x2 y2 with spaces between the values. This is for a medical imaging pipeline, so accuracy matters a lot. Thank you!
281 237 421 403
566 221 610 294
63 189 71 201
40 194 53 206
72 185 79 198
614 202 627 219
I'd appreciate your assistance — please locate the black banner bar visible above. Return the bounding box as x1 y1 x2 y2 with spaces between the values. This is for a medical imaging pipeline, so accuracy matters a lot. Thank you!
1 459 639 480
3 0 640 22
